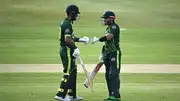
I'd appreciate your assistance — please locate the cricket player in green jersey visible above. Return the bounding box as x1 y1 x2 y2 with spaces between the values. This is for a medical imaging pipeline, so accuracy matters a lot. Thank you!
55 4 89 101
91 11 121 101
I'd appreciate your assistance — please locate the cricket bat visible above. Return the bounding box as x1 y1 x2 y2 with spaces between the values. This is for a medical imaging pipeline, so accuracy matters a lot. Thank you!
79 56 93 92
84 62 103 88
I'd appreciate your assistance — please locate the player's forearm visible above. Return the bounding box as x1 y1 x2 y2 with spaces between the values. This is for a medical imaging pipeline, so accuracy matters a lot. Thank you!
65 37 77 49
91 34 113 44
73 36 80 42
74 36 89 43
99 36 107 42
99 34 114 42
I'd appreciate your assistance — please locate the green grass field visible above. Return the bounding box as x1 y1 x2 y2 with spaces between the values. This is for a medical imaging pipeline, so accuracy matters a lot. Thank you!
0 0 180 64
0 73 180 101
0 0 180 101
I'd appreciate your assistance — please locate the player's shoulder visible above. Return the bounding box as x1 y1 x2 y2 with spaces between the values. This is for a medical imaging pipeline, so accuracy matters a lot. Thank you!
59 18 72 27
112 23 119 30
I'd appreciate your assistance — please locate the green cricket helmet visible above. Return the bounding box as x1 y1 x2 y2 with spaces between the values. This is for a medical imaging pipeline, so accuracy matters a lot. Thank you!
101 11 115 25
66 4 80 21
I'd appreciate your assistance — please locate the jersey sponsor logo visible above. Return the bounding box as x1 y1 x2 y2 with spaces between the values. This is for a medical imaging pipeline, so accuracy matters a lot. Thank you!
111 57 116 62
112 25 116 29
65 28 70 33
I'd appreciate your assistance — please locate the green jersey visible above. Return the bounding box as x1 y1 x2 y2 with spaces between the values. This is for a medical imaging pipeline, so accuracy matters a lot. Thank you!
59 18 73 47
104 23 120 52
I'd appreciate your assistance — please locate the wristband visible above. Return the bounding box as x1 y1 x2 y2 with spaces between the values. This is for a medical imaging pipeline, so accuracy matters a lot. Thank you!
99 36 107 42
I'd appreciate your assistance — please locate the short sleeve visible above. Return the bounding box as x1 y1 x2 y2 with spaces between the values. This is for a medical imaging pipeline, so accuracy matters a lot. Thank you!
64 24 72 36
110 25 118 35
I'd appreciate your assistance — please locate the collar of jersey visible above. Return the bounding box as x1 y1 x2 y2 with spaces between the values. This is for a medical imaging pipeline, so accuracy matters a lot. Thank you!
65 18 71 23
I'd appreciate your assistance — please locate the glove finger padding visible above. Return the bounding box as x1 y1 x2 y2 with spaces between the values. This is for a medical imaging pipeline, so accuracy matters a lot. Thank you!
73 48 80 58
83 36 90 44
90 37 99 44
79 36 90 44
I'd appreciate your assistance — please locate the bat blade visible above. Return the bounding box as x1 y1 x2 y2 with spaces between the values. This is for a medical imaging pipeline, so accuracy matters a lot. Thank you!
84 63 103 88
79 57 93 92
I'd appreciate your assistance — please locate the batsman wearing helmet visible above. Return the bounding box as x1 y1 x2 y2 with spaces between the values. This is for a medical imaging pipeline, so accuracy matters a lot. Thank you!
91 11 121 101
55 4 89 101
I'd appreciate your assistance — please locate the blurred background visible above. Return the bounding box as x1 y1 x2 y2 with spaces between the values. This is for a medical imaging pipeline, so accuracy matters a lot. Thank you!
0 0 180 64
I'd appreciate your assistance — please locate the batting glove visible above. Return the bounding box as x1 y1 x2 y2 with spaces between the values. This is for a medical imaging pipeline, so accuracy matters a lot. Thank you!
73 48 80 58
79 36 90 44
90 36 99 44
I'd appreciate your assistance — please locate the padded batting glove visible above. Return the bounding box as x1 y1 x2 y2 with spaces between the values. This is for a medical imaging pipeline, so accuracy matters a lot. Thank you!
79 36 90 44
90 36 99 44
73 48 80 58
